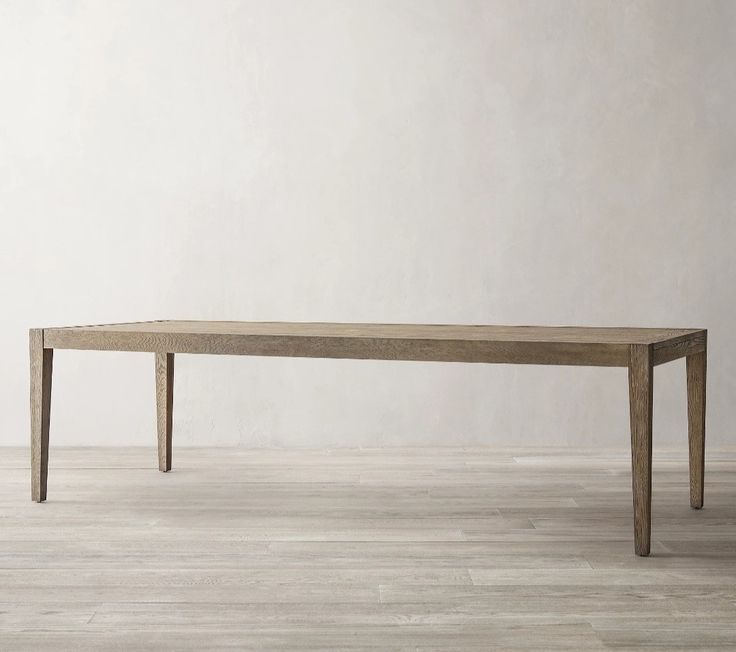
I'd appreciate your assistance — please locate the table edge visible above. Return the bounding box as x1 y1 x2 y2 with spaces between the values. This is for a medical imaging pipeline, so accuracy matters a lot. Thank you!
36 326 707 368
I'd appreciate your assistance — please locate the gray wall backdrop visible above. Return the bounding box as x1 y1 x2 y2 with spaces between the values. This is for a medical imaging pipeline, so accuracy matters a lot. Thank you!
1 0 734 448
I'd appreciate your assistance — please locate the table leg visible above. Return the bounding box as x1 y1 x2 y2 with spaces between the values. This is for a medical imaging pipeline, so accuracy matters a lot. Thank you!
30 329 53 502
156 352 174 472
629 344 653 556
687 345 706 509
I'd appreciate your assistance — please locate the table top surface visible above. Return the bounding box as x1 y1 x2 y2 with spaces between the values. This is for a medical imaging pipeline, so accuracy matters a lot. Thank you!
44 320 704 345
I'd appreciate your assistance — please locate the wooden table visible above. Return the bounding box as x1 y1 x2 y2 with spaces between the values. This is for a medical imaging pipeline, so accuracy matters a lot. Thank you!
30 321 707 556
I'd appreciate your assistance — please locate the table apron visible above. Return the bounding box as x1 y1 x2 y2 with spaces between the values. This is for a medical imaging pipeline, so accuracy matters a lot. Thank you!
42 330 636 366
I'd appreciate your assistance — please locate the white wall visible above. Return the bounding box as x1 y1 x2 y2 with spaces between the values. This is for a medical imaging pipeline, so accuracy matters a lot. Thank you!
1 0 734 448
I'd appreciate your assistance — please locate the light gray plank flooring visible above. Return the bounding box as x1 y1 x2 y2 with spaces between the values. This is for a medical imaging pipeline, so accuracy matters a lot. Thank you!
1 447 735 650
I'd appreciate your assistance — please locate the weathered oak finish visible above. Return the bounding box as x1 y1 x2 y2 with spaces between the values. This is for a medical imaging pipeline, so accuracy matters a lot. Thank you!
628 344 654 557
687 343 707 509
30 321 708 556
652 330 707 366
29 329 53 503
156 353 174 472
43 322 706 368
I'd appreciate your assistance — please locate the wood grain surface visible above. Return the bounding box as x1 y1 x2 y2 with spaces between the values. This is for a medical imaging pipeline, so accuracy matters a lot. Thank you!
155 353 174 472
687 343 707 509
628 345 654 556
41 321 706 367
29 329 52 503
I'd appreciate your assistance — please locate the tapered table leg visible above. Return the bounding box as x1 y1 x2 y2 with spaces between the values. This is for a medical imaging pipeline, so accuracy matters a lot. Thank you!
156 353 174 471
30 329 53 502
629 344 653 556
687 345 706 509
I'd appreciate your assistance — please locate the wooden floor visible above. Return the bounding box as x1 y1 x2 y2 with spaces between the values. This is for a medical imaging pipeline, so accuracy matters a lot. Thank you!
1 447 736 650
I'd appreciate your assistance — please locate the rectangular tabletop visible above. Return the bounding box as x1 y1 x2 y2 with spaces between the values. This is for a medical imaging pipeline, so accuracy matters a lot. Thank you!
40 321 705 367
